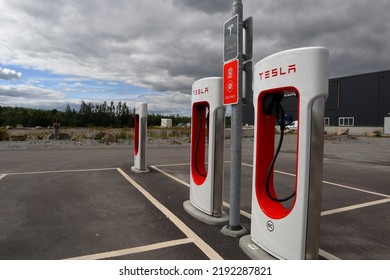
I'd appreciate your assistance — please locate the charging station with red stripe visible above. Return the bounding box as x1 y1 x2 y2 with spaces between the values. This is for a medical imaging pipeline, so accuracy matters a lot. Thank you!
131 102 149 173
244 47 329 259
184 77 227 223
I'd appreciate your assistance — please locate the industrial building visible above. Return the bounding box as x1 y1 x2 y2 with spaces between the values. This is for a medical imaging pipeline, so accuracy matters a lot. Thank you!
325 69 390 128
243 69 390 133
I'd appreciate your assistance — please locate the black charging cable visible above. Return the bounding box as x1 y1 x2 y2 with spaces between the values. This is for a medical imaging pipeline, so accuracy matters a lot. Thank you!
265 97 296 202
194 105 207 178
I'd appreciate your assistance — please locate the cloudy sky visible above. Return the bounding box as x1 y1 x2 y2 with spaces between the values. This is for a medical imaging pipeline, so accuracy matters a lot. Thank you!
1 0 389 115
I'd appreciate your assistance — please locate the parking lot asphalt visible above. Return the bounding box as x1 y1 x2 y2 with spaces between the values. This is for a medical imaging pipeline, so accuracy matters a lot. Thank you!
0 136 389 260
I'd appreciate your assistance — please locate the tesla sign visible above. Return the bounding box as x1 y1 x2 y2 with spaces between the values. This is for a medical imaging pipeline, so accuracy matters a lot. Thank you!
223 15 238 63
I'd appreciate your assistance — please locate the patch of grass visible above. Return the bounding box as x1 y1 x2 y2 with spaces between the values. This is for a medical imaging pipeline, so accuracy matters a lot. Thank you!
0 128 10 141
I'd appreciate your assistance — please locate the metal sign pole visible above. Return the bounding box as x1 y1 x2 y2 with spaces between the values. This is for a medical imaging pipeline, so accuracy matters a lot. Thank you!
222 0 247 236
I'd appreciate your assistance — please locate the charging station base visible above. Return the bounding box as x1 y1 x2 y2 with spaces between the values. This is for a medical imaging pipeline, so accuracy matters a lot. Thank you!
131 166 150 173
183 200 229 225
239 235 277 260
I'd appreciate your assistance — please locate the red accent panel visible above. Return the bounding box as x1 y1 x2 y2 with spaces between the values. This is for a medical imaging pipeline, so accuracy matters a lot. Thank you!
134 114 139 156
223 59 239 105
255 87 300 219
191 102 209 185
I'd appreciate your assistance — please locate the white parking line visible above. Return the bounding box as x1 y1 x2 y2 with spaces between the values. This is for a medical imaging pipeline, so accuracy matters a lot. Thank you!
3 167 118 176
1 166 220 260
151 166 190 187
243 162 390 198
152 163 190 168
153 165 343 260
321 198 390 216
319 249 341 260
152 161 389 261
321 180 390 198
3 162 383 261
116 168 223 260
66 238 193 260
151 165 252 219
154 161 390 198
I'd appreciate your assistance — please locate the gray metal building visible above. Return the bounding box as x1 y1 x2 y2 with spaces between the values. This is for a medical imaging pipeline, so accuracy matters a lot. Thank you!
326 70 390 127
243 69 390 128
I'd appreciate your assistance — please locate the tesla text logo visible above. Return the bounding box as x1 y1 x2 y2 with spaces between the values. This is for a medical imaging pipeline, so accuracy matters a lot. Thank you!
259 64 297 80
266 220 274 232
193 87 208 95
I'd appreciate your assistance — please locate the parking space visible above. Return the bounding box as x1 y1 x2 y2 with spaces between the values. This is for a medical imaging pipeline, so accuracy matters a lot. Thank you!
153 161 390 260
151 148 390 260
0 139 389 260
0 169 209 260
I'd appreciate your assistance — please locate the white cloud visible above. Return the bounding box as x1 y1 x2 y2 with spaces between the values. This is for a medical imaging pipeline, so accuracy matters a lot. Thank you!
0 85 65 99
0 67 22 80
129 91 192 116
0 84 73 110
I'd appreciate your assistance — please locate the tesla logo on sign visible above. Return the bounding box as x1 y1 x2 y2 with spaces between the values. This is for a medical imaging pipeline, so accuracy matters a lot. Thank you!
227 24 234 35
224 15 238 62
223 59 238 105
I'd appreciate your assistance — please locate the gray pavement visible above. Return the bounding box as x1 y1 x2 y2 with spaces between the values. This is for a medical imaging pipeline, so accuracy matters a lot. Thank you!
0 135 389 259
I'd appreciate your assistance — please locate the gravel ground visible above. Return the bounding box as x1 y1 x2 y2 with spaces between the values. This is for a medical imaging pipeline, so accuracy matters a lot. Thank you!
322 135 390 165
238 134 390 166
1 130 389 166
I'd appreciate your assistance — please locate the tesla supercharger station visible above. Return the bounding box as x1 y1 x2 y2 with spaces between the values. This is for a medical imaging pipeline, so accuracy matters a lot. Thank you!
245 47 329 259
131 102 149 173
183 77 228 224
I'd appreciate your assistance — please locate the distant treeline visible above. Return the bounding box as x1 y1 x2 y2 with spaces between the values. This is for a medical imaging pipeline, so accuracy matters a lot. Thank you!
0 101 191 128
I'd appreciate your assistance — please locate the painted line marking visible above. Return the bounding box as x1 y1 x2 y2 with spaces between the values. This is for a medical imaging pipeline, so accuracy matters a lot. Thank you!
153 163 190 168
152 162 390 261
151 165 190 187
321 198 390 216
3 167 118 176
319 249 341 260
244 162 390 198
116 168 223 260
8 162 378 260
151 165 252 219
154 162 390 213
66 238 193 260
321 180 390 198
222 201 252 219
0 174 6 181
152 164 339 260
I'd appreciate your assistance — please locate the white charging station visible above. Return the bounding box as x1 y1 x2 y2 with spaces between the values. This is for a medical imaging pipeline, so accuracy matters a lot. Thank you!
183 77 228 224
243 47 329 259
131 102 149 173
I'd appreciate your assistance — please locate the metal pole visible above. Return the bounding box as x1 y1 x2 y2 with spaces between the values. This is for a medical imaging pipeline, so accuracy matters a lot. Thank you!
222 0 247 236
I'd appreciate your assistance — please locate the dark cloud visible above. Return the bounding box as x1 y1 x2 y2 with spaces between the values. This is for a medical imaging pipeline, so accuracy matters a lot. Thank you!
1 0 389 113
244 0 390 77
173 0 231 14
